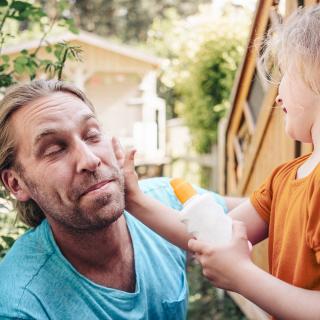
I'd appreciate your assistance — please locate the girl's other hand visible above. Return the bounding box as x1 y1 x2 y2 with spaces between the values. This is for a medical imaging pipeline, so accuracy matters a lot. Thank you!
188 220 253 292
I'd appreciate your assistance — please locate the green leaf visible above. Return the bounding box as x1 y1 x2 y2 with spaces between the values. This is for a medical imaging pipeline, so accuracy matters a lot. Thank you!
54 48 62 59
2 55 9 63
11 1 31 12
0 74 14 87
58 0 69 12
69 25 79 34
0 0 8 7
1 235 15 247
14 61 25 74
14 55 28 64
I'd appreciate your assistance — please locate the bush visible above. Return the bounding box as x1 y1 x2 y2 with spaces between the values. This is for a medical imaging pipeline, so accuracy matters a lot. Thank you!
148 4 251 153
188 261 247 320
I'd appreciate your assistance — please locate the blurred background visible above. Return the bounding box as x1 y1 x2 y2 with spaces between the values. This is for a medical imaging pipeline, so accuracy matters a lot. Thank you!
1 0 315 319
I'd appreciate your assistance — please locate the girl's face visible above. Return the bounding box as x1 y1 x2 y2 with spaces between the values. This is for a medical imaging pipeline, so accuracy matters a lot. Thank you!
275 68 320 143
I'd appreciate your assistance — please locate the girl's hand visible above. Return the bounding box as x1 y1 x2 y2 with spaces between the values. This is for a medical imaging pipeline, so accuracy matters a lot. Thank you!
188 220 253 292
111 137 141 200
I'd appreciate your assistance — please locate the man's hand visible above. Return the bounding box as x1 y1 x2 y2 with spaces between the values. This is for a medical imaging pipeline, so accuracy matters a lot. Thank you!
188 220 252 292
111 137 141 201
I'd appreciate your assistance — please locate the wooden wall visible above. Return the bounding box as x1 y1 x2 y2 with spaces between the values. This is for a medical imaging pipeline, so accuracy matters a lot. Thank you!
220 0 318 318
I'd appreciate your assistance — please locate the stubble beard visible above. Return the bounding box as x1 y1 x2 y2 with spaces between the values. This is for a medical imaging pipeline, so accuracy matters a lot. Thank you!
17 164 126 233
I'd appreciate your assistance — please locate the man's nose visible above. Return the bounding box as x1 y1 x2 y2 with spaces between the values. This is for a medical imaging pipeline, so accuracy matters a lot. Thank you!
75 141 101 173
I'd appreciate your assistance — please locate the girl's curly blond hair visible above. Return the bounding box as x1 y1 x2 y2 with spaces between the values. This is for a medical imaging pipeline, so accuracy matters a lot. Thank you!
259 5 320 94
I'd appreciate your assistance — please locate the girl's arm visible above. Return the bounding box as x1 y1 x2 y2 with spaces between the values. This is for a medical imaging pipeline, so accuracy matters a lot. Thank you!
189 222 320 320
112 137 268 249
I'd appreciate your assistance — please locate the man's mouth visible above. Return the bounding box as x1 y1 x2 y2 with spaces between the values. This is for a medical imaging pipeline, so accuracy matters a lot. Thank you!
81 180 115 196
282 107 287 113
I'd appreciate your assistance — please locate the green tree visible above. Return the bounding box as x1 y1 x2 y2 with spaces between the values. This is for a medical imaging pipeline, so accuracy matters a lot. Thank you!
72 0 210 43
148 3 251 153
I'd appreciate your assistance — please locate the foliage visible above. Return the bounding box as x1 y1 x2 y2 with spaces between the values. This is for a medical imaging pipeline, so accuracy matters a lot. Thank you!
0 0 82 92
188 261 247 319
0 0 81 258
71 0 210 44
175 35 244 153
0 194 27 259
148 3 252 153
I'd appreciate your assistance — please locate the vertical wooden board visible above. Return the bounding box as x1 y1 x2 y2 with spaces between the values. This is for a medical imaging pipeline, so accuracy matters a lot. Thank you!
285 0 298 16
304 0 319 5
218 119 227 195
244 107 295 271
300 143 313 155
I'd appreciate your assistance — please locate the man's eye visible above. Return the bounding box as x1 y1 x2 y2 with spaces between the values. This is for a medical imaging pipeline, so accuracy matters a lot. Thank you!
86 130 101 142
44 145 63 156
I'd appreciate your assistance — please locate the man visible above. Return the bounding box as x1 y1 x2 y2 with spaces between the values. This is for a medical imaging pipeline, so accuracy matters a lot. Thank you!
0 80 242 319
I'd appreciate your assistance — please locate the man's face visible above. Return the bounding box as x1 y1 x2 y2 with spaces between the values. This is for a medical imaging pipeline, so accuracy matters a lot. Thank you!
10 92 125 231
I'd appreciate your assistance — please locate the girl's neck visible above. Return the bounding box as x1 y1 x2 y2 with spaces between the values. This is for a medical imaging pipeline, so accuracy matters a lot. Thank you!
311 120 320 152
296 152 320 179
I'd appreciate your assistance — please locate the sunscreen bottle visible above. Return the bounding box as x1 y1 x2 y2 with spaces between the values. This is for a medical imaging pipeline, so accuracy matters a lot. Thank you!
170 178 232 246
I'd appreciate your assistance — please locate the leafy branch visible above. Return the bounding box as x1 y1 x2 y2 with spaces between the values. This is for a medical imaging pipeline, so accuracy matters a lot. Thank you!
0 0 82 90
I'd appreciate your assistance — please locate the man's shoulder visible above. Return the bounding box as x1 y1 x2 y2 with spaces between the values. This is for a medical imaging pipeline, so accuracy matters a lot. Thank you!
0 222 54 317
138 177 171 192
138 177 183 210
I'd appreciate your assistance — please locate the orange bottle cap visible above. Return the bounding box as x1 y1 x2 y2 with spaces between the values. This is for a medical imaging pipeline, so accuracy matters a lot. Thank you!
170 178 197 204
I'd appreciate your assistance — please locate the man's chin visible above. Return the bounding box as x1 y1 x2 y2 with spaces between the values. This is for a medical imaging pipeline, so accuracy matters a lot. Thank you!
61 208 125 233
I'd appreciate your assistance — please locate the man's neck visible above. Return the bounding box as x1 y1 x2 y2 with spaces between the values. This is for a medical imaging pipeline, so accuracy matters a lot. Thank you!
47 215 135 291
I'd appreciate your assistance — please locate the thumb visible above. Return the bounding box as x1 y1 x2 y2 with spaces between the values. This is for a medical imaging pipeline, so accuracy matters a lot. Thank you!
188 238 211 255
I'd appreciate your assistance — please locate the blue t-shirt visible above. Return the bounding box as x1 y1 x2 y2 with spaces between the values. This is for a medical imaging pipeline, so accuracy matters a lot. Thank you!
0 177 227 319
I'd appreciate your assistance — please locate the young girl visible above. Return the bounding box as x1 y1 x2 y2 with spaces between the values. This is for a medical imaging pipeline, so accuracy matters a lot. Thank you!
113 5 320 319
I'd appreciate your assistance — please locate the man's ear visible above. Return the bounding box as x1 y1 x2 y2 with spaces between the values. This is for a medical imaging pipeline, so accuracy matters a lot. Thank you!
1 169 30 202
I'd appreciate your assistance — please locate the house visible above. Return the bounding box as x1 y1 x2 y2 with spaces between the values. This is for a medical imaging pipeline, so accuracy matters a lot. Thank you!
3 31 166 166
220 0 318 319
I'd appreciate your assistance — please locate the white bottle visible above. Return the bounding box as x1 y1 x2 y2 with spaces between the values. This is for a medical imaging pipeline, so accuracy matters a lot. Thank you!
170 178 232 246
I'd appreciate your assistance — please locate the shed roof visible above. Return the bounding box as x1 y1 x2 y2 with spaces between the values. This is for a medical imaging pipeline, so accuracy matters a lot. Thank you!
3 31 162 67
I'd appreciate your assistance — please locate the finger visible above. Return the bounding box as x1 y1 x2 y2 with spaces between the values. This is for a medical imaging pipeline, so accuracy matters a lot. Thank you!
188 239 210 254
112 137 125 166
123 149 137 173
232 220 248 241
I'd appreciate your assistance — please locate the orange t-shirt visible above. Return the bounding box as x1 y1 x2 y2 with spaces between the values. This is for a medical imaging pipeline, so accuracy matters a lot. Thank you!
250 154 320 290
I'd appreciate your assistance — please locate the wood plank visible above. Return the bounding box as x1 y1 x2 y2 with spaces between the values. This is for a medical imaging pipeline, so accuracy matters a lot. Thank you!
228 292 271 320
227 131 238 194
237 84 278 194
243 102 256 134
304 0 319 5
300 143 313 155
227 0 274 137
218 119 227 194
225 0 274 195
233 136 244 167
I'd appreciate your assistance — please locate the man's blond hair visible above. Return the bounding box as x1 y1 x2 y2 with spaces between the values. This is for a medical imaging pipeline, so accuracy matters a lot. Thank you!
259 5 320 94
0 79 95 227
